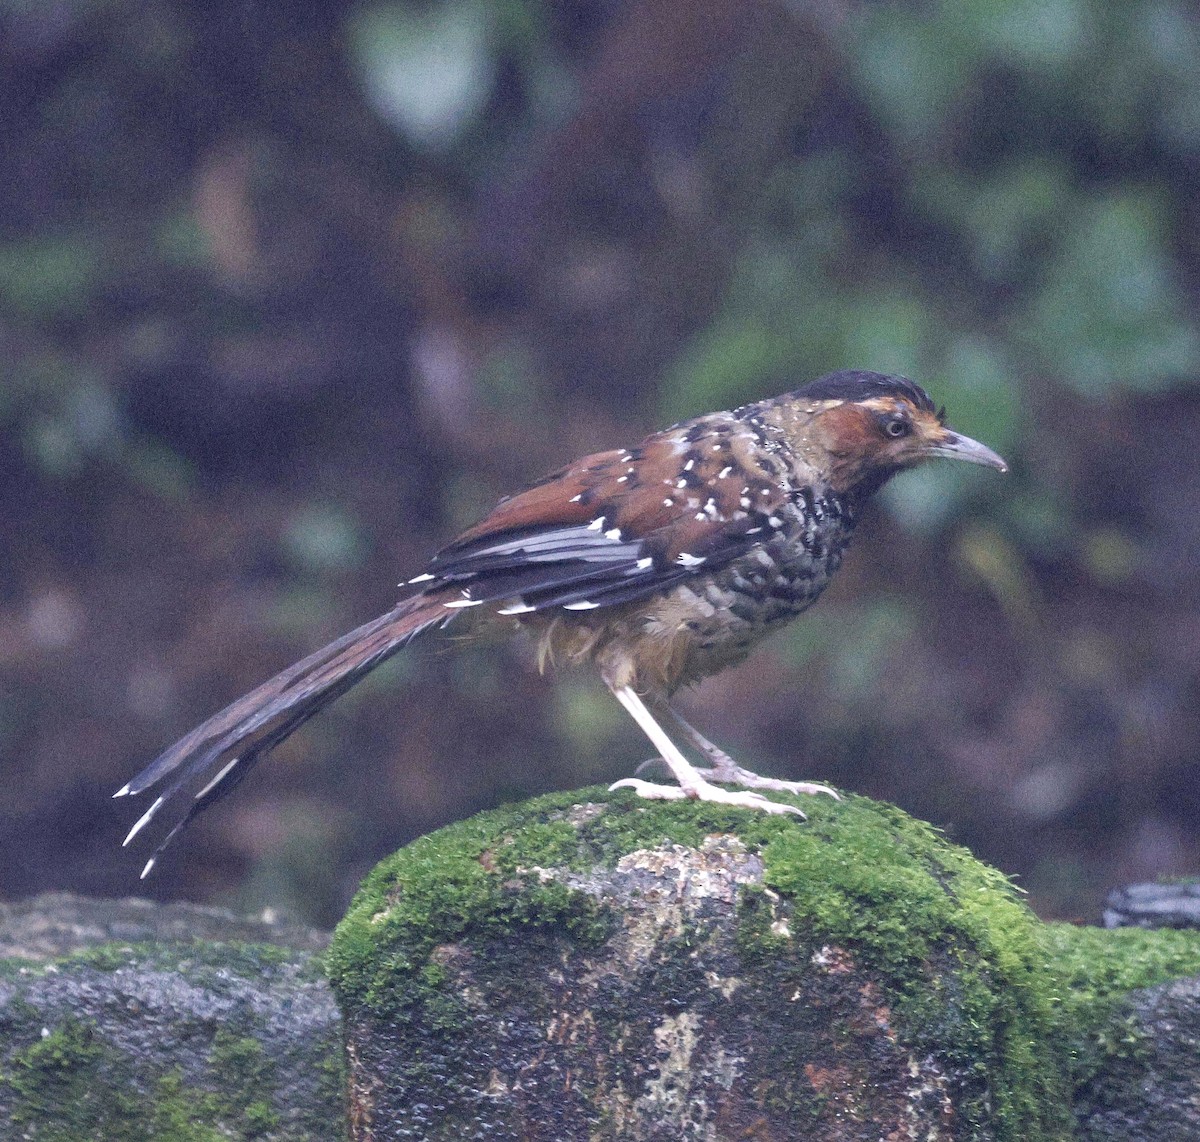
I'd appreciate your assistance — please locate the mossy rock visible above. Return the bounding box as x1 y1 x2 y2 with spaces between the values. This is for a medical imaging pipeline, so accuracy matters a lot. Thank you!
328 787 1200 1141
0 896 344 1141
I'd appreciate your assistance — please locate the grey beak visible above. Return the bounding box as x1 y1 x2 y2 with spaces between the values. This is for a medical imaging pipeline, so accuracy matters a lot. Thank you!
930 430 1008 473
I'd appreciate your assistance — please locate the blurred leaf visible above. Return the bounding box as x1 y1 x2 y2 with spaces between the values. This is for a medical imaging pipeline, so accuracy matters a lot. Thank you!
23 416 81 476
661 318 791 421
936 338 1021 451
0 234 99 317
17 376 124 476
955 522 1040 633
1146 1 1200 147
829 598 916 699
126 439 196 501
885 465 973 534
444 470 502 535
154 209 213 269
959 160 1073 281
884 340 1018 534
283 504 367 573
348 0 496 151
1025 188 1200 394
269 585 338 639
342 654 416 705
960 0 1088 71
782 597 916 700
841 288 929 379
1000 486 1074 557
1080 528 1139 583
852 11 970 145
476 338 541 406
553 681 625 755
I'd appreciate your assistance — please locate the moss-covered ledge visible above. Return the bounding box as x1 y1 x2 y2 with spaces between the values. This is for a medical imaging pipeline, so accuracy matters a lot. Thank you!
327 787 1200 1141
0 894 344 1141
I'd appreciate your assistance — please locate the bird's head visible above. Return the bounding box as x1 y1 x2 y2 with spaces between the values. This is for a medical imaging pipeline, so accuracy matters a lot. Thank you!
778 369 1008 501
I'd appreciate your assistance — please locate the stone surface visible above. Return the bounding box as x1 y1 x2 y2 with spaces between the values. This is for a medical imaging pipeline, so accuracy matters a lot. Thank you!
8 815 1200 1141
0 892 343 1141
329 788 1091 1141
0 889 332 960
1073 971 1200 1139
1103 880 1200 930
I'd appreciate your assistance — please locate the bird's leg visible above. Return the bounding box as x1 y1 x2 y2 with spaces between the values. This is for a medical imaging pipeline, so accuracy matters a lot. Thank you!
606 684 804 816
664 705 840 800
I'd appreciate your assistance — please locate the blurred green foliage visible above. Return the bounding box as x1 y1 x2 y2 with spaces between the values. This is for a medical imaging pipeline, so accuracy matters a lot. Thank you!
665 0 1199 432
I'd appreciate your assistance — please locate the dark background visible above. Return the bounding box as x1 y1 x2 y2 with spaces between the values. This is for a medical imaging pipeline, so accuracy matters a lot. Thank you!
2 0 1198 927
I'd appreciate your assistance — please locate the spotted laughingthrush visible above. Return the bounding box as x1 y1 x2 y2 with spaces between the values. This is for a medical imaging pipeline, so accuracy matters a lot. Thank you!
116 370 1007 876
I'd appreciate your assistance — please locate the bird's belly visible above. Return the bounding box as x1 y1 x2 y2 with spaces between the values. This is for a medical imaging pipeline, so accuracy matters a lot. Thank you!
599 530 850 693
687 550 840 673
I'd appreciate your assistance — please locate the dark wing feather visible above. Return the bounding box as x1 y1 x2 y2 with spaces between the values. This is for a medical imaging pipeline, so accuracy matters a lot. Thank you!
420 420 788 614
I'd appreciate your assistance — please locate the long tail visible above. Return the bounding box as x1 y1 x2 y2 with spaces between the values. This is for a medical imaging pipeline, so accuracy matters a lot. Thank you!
115 589 458 878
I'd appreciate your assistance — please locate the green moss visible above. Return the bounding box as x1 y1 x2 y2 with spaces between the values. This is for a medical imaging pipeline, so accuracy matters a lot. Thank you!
0 956 42 981
54 937 305 978
329 787 1200 1140
326 789 621 1022
0 1017 305 1139
145 1073 226 1142
1043 922 1200 1004
315 1046 349 1119
738 793 1070 1137
1041 921 1200 1090
4 1020 141 1141
207 1031 279 1135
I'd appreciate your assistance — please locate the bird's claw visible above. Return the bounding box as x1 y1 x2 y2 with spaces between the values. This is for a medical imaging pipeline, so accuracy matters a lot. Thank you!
634 757 670 777
609 777 806 817
635 758 839 801
699 766 841 800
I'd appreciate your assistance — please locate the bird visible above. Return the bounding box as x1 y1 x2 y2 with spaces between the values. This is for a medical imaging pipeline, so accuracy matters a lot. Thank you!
115 369 1007 877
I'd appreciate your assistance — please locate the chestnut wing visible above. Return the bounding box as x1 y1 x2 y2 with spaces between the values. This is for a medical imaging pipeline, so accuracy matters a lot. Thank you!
422 426 788 613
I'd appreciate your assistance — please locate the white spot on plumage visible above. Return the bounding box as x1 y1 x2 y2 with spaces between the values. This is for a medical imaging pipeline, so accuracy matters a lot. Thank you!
675 478 688 488
684 459 695 471
768 516 782 528
676 552 705 568
636 557 653 569
617 475 628 483
604 528 622 540
664 498 674 507
498 601 536 615
569 493 583 503
695 513 706 521
407 572 435 584
563 600 601 610
712 443 722 451
718 466 732 479
140 857 157 880
739 497 751 509
443 597 483 609
587 516 606 531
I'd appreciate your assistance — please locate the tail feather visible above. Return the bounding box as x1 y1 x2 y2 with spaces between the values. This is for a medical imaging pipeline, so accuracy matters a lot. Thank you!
116 590 457 876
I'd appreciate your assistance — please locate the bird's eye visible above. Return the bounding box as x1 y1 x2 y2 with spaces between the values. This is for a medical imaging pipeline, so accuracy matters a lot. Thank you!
884 416 909 438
